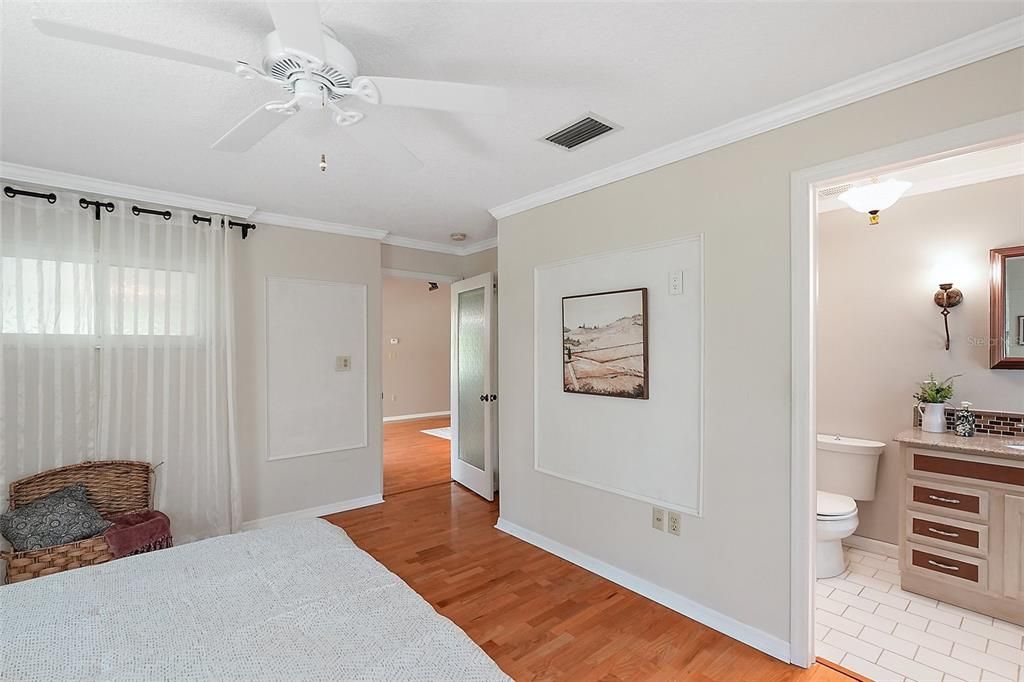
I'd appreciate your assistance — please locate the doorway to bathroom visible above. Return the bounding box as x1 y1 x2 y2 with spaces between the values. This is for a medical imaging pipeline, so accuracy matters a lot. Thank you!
790 114 1024 677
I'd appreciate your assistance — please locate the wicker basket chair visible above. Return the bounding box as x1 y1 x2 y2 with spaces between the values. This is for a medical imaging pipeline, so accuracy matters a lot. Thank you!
2 460 159 584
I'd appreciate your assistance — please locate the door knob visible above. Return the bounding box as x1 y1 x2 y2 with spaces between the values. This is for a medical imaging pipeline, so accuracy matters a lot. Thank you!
479 394 488 402
489 394 497 401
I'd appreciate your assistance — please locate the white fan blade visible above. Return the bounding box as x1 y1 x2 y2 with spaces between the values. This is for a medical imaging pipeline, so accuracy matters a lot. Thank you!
337 120 423 173
265 2 325 63
211 104 293 152
365 77 507 115
33 18 237 73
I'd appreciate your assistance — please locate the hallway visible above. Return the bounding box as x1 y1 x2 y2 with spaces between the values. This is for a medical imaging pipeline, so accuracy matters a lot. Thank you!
383 416 452 496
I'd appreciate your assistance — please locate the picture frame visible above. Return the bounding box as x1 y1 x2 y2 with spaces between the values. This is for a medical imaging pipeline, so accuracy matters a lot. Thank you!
561 288 649 399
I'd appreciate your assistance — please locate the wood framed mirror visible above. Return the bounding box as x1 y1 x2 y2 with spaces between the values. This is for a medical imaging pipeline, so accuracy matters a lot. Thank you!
990 245 1024 369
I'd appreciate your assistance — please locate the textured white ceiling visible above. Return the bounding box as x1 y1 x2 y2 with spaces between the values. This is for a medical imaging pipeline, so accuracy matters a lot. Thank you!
1 2 1021 248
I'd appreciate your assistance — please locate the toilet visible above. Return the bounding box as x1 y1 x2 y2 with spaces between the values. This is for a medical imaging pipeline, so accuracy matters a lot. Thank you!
816 434 886 578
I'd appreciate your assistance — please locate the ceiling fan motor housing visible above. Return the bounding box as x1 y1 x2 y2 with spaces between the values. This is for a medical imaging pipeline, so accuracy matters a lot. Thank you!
261 28 358 102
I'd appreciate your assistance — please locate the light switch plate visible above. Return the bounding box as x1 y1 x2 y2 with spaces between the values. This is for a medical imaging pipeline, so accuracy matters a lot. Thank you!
335 355 351 372
669 270 684 296
389 338 400 345
652 506 665 531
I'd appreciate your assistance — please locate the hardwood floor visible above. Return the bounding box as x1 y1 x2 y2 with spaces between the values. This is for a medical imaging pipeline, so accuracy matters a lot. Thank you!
326 484 854 681
383 416 452 496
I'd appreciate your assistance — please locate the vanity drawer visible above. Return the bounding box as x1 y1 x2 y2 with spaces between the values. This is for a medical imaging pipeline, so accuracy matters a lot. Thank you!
907 542 988 590
907 478 989 522
905 510 988 557
910 450 1024 489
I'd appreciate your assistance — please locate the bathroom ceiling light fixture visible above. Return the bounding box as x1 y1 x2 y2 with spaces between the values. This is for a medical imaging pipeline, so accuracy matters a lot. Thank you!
933 282 963 351
837 178 911 225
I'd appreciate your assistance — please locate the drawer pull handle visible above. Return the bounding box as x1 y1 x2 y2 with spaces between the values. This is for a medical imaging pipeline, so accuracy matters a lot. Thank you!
927 559 959 571
926 527 960 538
927 494 961 505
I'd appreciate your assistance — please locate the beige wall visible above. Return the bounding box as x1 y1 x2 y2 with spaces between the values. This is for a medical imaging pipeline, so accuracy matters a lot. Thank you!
496 50 1023 644
381 243 497 279
382 244 462 277
382 277 451 418
232 224 383 523
818 176 1024 544
231 234 494 523
461 248 498 278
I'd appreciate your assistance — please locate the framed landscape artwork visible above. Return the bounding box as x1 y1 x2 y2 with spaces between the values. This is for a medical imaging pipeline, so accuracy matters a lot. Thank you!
562 288 648 399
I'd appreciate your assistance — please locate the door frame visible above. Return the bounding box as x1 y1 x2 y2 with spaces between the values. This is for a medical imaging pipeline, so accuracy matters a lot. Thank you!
788 112 1023 667
450 271 497 500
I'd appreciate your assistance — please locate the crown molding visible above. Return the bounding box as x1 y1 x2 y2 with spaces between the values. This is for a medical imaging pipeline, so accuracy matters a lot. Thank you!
382 234 497 256
461 236 498 255
818 159 1024 212
383 234 463 254
248 210 389 240
489 16 1024 220
0 161 256 217
0 160 490 251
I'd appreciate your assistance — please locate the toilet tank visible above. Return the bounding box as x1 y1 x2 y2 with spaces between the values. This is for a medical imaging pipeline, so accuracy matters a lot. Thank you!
817 434 886 500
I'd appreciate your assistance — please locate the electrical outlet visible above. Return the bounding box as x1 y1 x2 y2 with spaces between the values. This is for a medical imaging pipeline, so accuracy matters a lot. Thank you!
652 506 665 531
667 511 682 536
335 355 351 371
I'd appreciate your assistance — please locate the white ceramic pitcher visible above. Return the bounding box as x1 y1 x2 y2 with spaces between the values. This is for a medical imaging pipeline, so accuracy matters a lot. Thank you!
917 402 948 433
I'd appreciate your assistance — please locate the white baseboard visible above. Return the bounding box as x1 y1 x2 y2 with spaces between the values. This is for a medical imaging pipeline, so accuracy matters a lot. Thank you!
843 534 899 559
239 494 384 531
382 411 450 423
494 517 790 663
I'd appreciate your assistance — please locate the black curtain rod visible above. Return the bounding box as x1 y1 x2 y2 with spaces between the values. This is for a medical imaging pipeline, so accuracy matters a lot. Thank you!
192 214 257 240
4 185 56 204
132 205 172 220
79 198 114 221
3 184 256 238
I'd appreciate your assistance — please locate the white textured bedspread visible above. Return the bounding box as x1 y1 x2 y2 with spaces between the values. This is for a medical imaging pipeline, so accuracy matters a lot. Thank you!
0 519 511 681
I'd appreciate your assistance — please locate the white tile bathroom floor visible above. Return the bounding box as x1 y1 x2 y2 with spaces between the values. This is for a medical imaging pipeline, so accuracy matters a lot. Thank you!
815 546 1024 682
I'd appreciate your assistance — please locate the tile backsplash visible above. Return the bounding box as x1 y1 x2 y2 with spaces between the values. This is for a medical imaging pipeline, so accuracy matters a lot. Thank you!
912 407 1024 437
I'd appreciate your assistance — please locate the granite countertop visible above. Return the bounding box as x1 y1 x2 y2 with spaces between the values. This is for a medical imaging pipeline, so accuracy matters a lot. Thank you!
895 427 1024 460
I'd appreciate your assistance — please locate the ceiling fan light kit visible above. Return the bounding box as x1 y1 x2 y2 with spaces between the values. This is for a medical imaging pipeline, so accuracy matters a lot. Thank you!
31 2 508 154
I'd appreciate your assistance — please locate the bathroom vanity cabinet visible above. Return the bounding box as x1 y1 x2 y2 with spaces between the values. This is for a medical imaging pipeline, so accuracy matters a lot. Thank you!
896 429 1024 624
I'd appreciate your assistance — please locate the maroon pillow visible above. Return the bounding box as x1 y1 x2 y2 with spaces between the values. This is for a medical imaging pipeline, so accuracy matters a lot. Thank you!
103 510 171 558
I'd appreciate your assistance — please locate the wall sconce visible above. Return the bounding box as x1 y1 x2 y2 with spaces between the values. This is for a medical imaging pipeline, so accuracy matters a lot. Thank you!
838 178 912 226
933 283 963 351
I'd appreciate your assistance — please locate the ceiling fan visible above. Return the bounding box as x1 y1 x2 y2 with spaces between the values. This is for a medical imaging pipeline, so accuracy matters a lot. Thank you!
33 2 508 154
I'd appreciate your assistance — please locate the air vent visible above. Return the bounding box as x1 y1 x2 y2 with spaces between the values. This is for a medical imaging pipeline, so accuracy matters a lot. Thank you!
818 183 851 199
543 114 619 150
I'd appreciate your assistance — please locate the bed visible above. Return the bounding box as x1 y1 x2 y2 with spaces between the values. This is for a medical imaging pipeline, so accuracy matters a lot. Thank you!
0 519 511 681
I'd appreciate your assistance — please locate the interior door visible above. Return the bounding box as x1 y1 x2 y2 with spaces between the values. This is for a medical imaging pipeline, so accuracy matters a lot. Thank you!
451 272 496 500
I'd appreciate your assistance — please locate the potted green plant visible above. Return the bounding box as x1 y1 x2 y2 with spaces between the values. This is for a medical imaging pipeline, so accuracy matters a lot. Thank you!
913 374 960 433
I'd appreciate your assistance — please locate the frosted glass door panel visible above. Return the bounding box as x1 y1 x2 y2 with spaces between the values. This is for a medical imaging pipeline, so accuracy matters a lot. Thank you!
457 287 486 470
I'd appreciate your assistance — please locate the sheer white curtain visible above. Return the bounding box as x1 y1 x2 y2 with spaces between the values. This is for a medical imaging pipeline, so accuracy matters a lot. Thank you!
0 195 240 542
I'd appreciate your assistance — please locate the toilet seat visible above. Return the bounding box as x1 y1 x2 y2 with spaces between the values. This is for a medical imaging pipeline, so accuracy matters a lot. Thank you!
817 490 857 520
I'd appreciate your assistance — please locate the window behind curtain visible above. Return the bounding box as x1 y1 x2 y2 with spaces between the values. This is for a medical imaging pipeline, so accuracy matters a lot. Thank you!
1 258 198 336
